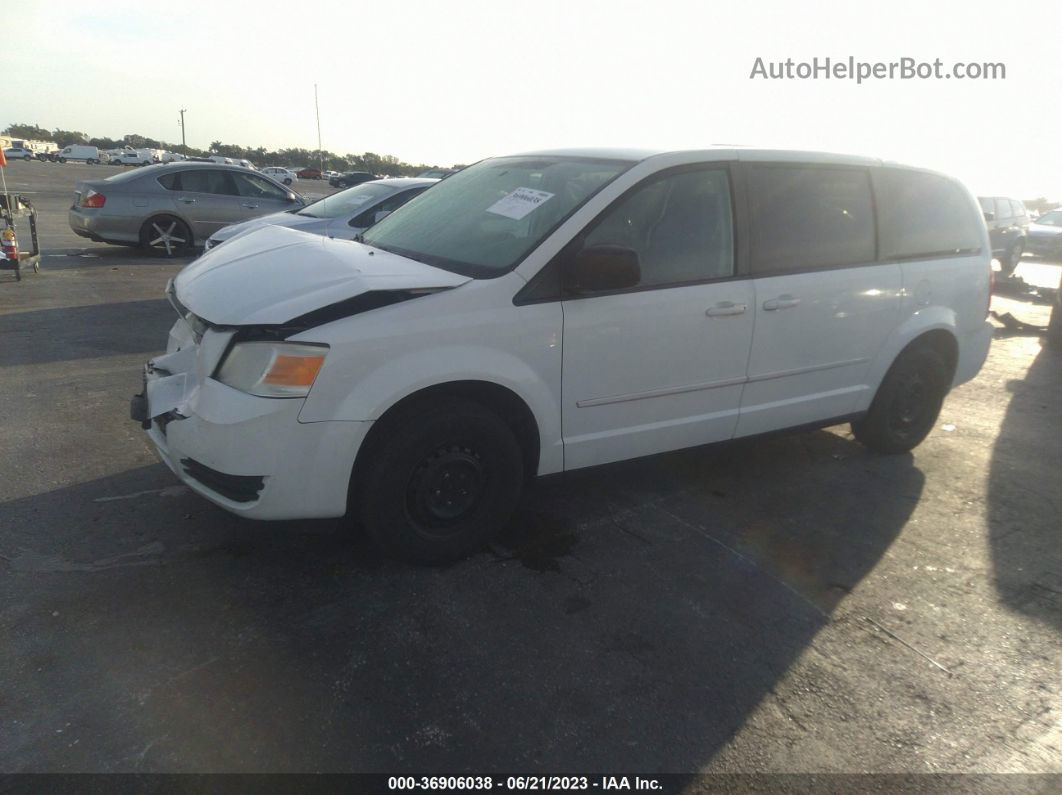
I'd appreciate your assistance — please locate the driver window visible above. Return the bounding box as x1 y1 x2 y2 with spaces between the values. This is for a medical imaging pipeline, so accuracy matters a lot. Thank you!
234 173 289 200
582 168 734 287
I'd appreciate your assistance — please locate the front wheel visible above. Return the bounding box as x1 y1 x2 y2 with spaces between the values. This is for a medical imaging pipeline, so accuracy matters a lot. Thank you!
356 397 524 564
852 346 949 454
139 215 193 257
283 178 292 185
57 157 66 164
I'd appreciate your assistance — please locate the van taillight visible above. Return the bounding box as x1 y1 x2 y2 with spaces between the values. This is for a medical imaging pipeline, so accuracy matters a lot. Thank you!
82 190 106 209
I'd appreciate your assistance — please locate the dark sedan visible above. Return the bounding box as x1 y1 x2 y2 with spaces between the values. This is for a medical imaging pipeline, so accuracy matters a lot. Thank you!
329 171 378 188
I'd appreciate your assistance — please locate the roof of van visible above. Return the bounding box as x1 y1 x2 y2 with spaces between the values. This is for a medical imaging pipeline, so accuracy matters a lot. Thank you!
511 146 883 165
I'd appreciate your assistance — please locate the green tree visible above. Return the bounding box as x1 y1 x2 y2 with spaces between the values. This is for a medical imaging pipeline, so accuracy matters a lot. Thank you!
2 122 53 141
52 129 88 147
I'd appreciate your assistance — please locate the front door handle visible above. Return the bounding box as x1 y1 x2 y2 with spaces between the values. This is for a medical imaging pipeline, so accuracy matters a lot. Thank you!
177 197 197 204
763 295 801 311
705 301 747 317
240 202 259 209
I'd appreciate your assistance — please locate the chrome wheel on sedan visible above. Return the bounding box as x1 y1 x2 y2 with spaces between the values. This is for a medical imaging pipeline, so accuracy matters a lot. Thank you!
139 215 192 257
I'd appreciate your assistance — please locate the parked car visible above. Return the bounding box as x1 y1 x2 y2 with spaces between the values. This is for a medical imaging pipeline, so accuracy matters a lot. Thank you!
110 151 154 167
3 147 35 161
417 168 457 179
133 148 992 563
297 167 322 180
1025 209 1062 260
329 171 377 188
978 196 1029 274
68 162 304 256
261 166 298 185
204 177 437 250
56 145 102 164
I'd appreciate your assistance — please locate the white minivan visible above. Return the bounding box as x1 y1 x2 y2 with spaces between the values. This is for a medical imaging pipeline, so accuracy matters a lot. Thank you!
57 145 101 164
134 148 993 562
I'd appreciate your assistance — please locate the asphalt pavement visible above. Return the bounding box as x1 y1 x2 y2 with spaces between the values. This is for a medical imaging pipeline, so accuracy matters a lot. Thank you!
0 159 1059 778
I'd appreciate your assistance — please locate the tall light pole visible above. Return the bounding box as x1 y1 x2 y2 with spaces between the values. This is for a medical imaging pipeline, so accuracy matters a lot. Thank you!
314 85 324 173
178 108 187 148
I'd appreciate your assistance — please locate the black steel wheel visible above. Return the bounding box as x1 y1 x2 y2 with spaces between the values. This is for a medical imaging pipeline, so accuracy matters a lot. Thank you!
356 397 524 564
852 346 949 454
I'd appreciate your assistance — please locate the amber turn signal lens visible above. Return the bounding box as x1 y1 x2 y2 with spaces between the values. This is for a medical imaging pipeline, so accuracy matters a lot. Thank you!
263 354 326 386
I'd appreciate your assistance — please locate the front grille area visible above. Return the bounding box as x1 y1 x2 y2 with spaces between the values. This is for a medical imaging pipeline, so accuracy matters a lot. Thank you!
180 458 264 503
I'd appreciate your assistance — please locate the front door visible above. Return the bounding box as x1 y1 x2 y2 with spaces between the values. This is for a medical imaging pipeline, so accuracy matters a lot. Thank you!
172 169 247 240
561 165 755 470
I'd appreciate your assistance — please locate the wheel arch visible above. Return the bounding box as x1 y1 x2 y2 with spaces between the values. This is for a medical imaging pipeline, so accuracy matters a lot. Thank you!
860 310 960 412
350 380 542 492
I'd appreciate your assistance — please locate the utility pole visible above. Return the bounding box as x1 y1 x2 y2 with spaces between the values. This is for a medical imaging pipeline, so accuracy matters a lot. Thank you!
178 109 187 148
314 85 324 173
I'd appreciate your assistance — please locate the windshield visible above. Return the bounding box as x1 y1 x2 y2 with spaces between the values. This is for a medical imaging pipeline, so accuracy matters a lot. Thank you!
1035 210 1062 226
360 156 632 277
298 182 393 219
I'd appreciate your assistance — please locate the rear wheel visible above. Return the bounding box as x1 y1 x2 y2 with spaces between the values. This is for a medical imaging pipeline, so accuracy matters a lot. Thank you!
852 346 950 454
139 215 192 257
356 397 524 564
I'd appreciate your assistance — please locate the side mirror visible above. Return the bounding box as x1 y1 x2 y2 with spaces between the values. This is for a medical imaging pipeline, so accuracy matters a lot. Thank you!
564 244 641 294
983 211 995 222
373 209 392 224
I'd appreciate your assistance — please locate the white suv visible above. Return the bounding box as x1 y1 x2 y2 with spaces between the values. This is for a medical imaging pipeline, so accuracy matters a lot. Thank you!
134 148 993 563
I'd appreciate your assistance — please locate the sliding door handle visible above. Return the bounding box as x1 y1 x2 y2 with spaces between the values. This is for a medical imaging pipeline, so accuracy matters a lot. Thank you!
705 301 747 317
763 295 801 311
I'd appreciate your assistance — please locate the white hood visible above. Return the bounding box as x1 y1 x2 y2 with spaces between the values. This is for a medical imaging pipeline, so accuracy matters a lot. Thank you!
174 225 469 326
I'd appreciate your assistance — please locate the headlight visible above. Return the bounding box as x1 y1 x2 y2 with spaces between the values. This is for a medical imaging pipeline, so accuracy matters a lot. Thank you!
214 342 328 398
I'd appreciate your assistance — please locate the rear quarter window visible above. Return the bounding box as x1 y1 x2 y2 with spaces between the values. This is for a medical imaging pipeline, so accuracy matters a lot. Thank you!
875 169 983 260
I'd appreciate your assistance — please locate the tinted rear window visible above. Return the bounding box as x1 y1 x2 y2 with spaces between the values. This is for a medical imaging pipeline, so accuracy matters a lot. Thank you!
748 165 875 274
876 169 982 260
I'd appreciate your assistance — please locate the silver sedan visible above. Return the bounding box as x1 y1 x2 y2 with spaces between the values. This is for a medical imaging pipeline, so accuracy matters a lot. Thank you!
68 162 304 256
204 177 438 251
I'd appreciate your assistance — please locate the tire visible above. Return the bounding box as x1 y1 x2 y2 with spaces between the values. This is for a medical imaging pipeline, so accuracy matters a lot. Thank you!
852 346 950 454
57 157 66 164
138 215 193 257
355 397 524 564
1001 240 1024 276
283 178 292 185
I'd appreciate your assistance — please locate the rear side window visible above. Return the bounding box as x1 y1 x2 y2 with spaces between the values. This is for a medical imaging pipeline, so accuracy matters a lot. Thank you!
748 165 875 274
876 169 982 260
157 172 179 190
978 197 994 215
1009 199 1027 219
994 197 1012 219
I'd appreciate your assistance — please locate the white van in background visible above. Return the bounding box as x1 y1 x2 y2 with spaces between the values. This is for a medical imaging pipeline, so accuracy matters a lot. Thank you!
135 147 993 563
56 145 101 164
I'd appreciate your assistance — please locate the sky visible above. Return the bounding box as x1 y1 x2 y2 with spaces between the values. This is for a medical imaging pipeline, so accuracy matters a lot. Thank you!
8 0 1061 198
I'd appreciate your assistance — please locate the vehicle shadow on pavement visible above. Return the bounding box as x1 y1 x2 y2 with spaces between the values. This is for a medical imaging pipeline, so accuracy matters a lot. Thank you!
0 299 173 367
987 342 1062 631
0 428 923 772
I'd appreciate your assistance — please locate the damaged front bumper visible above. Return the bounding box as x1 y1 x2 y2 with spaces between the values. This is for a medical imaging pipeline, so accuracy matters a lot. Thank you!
131 329 370 521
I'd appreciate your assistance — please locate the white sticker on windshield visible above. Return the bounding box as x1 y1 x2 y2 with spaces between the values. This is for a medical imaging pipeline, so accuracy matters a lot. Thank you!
486 187 555 220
